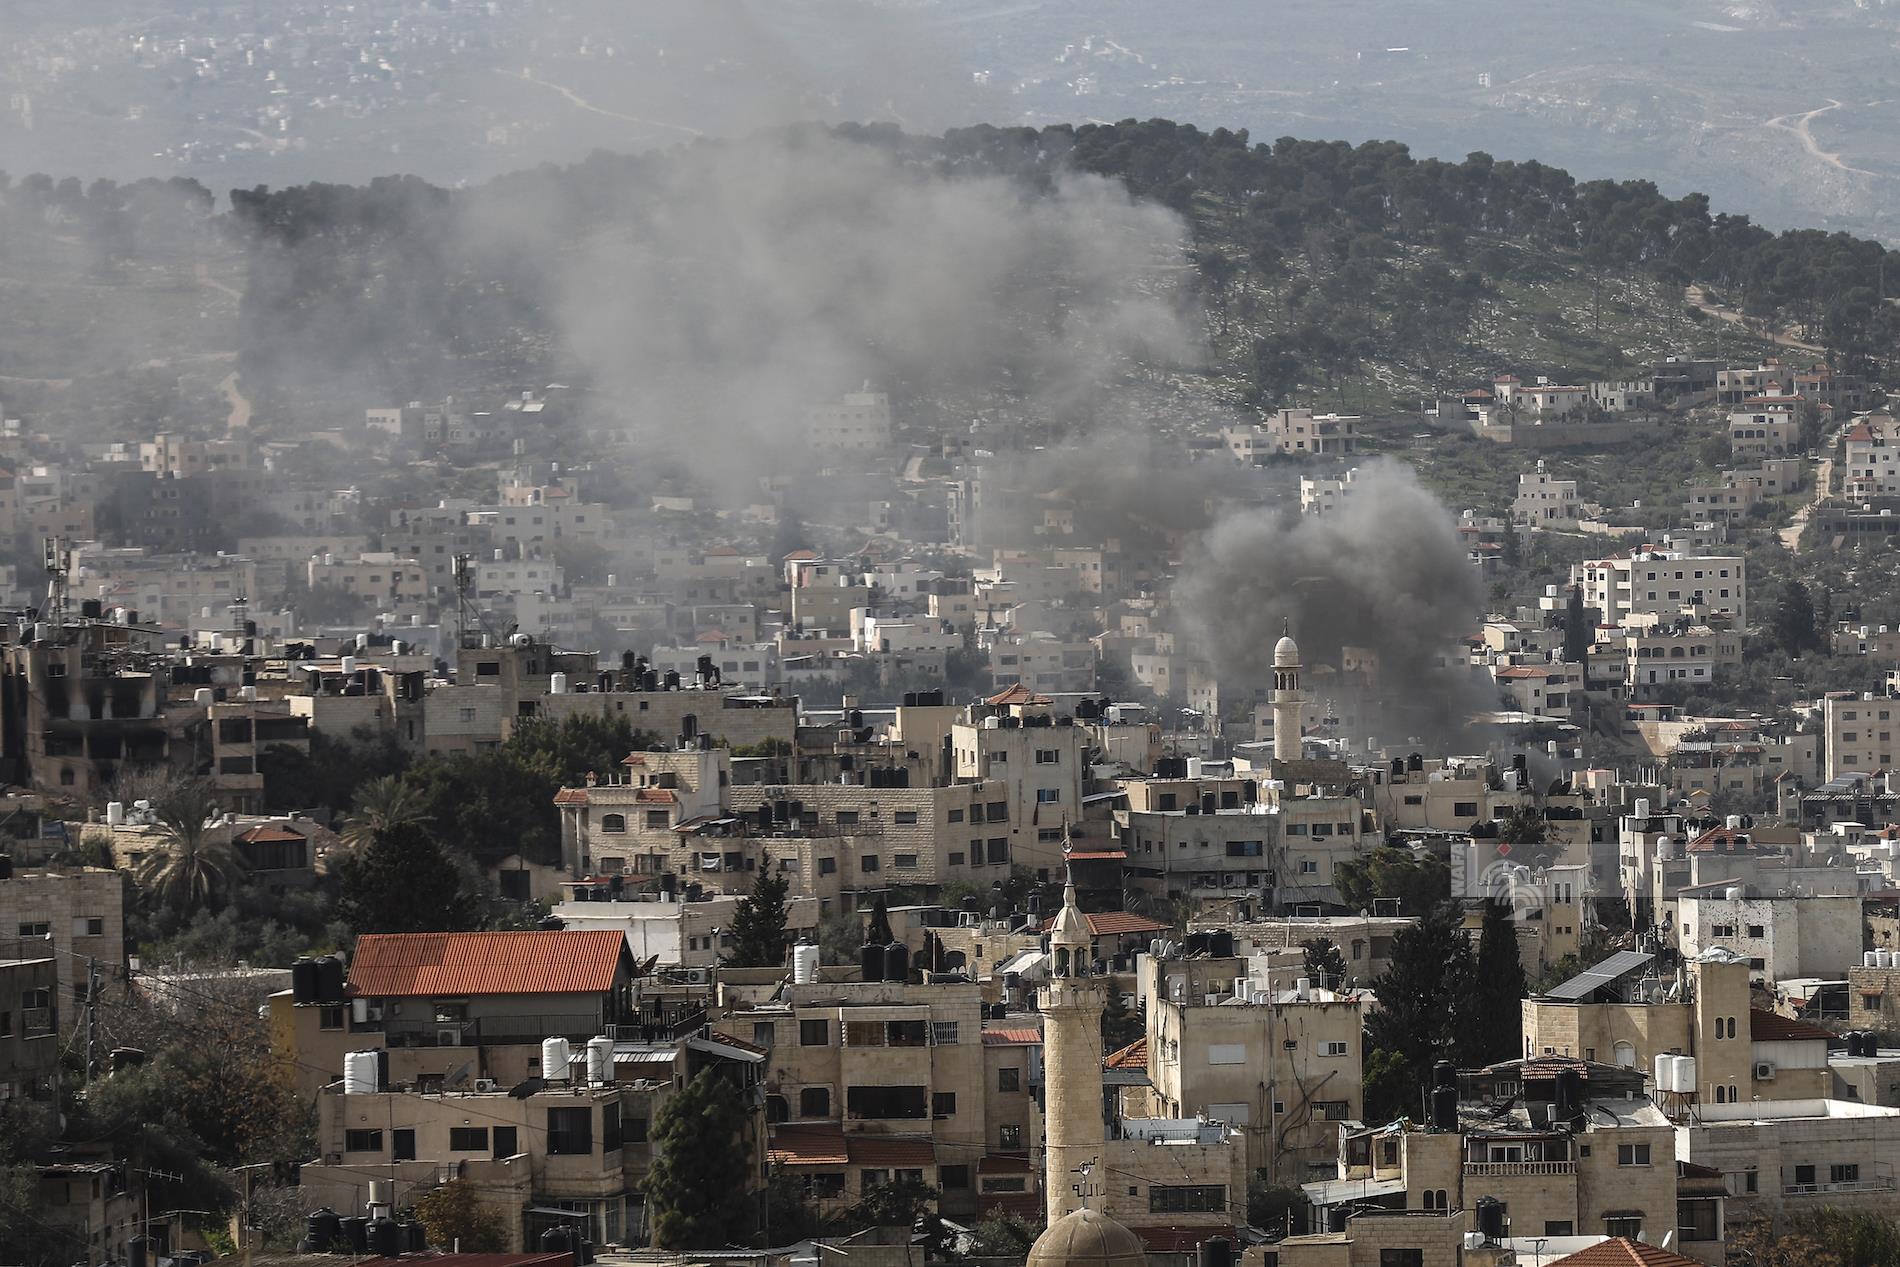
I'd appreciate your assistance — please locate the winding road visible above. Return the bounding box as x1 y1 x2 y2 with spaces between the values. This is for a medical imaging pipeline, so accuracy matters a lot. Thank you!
495 69 701 137
1764 99 1879 178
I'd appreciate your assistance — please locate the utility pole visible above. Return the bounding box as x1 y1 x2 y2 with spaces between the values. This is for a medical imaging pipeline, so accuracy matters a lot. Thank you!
84 954 100 1088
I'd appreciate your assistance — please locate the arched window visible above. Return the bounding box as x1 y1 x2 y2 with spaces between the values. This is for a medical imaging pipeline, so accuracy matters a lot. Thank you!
600 814 627 834
1613 1041 1637 1068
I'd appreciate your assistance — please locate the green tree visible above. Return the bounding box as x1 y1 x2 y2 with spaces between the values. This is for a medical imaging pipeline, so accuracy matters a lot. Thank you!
342 774 432 850
726 869 790 968
414 1180 508 1252
1102 984 1144 1050
842 1177 939 1231
1301 937 1349 989
1562 585 1592 663
1334 847 1450 915
1472 900 1526 1064
645 1068 758 1249
1772 578 1819 656
135 780 244 913
1366 905 1476 1118
334 828 481 936
966 1211 1044 1258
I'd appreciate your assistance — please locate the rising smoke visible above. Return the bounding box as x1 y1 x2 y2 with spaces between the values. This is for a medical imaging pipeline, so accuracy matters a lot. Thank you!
1172 459 1491 748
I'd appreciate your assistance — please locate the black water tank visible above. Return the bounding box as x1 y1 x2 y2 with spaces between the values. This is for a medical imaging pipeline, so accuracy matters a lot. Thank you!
1476 1196 1506 1241
1185 932 1211 957
306 1209 339 1252
860 943 885 982
1210 930 1235 958
341 1216 370 1254
291 958 320 1004
403 1221 427 1252
129 1237 152 1267
316 955 346 1003
109 1047 145 1072
884 942 910 984
540 1226 575 1255
1197 1236 1233 1267
1555 1067 1583 1119
375 1048 390 1091
0 854 12 881
1431 1084 1458 1132
369 1218 402 1258
1327 1207 1349 1234
1434 1060 1456 1089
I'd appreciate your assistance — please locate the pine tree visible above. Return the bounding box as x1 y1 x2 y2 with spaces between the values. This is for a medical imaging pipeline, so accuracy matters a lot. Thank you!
1101 984 1144 1051
1366 905 1475 1118
1473 899 1526 1064
1301 937 1349 989
726 869 790 967
335 828 480 937
646 1068 758 1249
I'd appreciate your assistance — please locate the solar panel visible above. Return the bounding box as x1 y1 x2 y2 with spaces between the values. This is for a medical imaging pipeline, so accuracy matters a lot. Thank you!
1539 950 1654 1003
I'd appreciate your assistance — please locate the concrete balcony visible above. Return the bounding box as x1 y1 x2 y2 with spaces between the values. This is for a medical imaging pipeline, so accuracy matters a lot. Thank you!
1463 1160 1577 1177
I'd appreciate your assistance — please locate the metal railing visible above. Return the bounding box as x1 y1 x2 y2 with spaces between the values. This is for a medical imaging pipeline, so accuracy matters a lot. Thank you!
1785 1177 1896 1196
1463 1160 1576 1177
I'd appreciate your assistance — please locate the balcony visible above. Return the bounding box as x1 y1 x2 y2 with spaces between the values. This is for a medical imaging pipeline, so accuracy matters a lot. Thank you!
382 1013 608 1047
1463 1160 1577 1178
1784 1178 1896 1197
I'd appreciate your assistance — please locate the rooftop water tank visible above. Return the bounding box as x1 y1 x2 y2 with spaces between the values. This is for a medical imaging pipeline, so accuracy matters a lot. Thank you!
792 941 820 985
343 1050 379 1095
586 1035 614 1086
542 1036 572 1082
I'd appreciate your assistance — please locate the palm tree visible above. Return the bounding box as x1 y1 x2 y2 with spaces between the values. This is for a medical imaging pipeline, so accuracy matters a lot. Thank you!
342 775 431 850
134 780 242 913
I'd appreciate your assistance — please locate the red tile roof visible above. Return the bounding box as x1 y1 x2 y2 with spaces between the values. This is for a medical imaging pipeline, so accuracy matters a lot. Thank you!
1066 850 1127 861
978 1152 1032 1174
847 1136 936 1167
348 930 628 998
707 1029 769 1056
236 825 304 843
1036 911 1171 938
1546 1238 1705 1267
978 1191 1043 1219
985 683 1052 707
983 1027 1042 1046
552 788 589 806
1684 827 1775 853
768 1123 849 1167
1750 1008 1833 1042
1105 1037 1148 1069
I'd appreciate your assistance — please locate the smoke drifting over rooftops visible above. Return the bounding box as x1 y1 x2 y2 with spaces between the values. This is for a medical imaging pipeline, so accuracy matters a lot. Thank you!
1173 459 1489 748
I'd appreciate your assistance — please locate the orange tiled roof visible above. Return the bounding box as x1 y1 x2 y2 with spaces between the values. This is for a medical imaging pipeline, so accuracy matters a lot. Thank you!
768 1123 849 1167
1750 1008 1832 1042
552 788 589 806
236 825 304 843
1547 1238 1704 1267
348 930 627 998
983 1028 1042 1046
1105 1037 1148 1069
985 683 1052 707
1040 911 1171 937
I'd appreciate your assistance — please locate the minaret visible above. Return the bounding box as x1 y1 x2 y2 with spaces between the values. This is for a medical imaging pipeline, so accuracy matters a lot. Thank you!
1272 619 1305 763
1039 869 1106 1224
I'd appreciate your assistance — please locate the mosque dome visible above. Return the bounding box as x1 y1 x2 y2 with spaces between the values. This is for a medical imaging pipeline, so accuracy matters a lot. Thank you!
1273 631 1301 668
1026 1209 1149 1267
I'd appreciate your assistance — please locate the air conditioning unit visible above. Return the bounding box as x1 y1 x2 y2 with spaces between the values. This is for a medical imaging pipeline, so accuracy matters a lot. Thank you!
1754 1062 1776 1081
437 1029 461 1047
682 967 712 984
474 1078 499 1093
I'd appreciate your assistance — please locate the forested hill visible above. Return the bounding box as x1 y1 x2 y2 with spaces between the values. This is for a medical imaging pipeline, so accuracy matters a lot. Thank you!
217 119 1897 415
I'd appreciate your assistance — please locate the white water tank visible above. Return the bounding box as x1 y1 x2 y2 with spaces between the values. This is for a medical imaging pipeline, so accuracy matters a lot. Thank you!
343 1050 379 1095
1880 949 1894 969
105 801 125 826
1724 885 1746 902
550 673 568 695
1726 815 1743 831
239 685 257 702
1868 951 1882 968
1655 1053 1675 1092
340 655 357 675
542 1036 572 1082
1295 977 1311 1000
586 1035 615 1085
1655 835 1675 861
193 688 214 707
352 997 369 1024
792 941 820 985
1633 798 1651 819
1673 1055 1697 1095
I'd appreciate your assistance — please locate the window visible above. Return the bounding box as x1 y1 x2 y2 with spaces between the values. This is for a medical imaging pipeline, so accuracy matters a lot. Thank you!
1036 788 1060 803
645 810 670 829
1454 801 1478 818
16 922 48 938
801 1019 829 1046
948 809 965 824
603 1103 623 1152
1544 1222 1574 1237
1605 1217 1643 1239
933 1092 957 1119
809 1175 845 1199
1746 924 1765 939
1322 1040 1349 1057
450 1127 489 1151
819 857 837 875
932 1021 960 1045
1225 841 1263 858
998 1067 1021 1092
319 1006 344 1030
547 1107 593 1155
753 1022 776 1048
948 852 965 867
986 802 1007 821
998 1124 1024 1149
1150 1186 1226 1214
1379 1253 1423 1267
1678 1199 1718 1242
847 1086 928 1119
801 1087 832 1118
1832 1164 1861 1184
940 1165 970 1189
73 917 103 937
600 814 627 833
894 854 918 869
1315 1100 1350 1120
393 1130 416 1162
493 1127 517 1158
1036 749 1060 764
987 839 1009 865
1618 1144 1651 1166
888 1020 928 1047
836 811 860 827
344 1130 383 1153
894 811 918 826
1794 1164 1816 1187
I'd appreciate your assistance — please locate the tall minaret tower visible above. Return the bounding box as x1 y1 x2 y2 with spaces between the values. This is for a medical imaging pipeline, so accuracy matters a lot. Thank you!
1272 619 1305 763
1039 870 1106 1224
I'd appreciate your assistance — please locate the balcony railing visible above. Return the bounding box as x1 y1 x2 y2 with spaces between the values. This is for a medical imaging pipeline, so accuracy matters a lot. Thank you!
1463 1160 1577 1177
1785 1178 1896 1196
382 1013 606 1047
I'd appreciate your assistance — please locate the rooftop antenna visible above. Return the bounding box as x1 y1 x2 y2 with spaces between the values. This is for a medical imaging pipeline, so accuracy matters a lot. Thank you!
451 553 503 650
41 537 68 634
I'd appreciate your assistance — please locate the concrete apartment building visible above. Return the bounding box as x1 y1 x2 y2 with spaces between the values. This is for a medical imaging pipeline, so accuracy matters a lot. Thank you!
1728 396 1804 458
1675 1097 1900 1232
1113 773 1279 902
1677 886 1863 981
1617 622 1742 701
1299 469 1363 518
1138 947 1365 1183
804 389 894 450
1842 413 1900 497
950 686 1090 879
1301 1060 1714 1262
1575 551 1747 629
0 946 58 1101
1822 691 1900 780
0 866 124 1036
1511 461 1581 528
